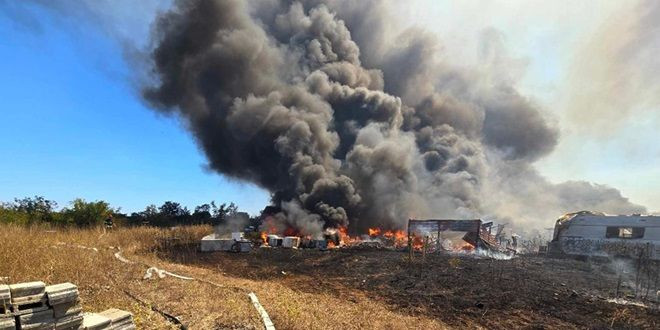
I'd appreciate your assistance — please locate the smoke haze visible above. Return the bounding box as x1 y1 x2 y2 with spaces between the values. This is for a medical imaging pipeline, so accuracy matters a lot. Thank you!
564 0 660 135
140 0 645 235
4 0 648 235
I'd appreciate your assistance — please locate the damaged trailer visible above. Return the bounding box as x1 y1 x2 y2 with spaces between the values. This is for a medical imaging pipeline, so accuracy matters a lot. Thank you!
408 219 513 253
548 211 660 260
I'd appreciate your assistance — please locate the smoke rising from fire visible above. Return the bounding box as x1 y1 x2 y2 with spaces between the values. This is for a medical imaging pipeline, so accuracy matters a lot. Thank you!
565 0 660 135
140 0 647 235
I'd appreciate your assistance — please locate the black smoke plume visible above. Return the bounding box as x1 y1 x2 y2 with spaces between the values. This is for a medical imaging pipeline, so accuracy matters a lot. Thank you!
143 0 646 236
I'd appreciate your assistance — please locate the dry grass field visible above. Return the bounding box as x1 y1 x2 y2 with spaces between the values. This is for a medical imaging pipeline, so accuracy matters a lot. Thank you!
1 224 658 329
0 224 447 329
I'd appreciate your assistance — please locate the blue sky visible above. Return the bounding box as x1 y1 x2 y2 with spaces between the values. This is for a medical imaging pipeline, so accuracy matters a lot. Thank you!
0 2 270 214
0 0 657 215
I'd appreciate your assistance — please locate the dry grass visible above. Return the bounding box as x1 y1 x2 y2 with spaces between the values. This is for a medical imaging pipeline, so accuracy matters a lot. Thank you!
0 224 449 329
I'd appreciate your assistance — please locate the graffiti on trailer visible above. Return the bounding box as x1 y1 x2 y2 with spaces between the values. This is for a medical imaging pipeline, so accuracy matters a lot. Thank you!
560 237 658 259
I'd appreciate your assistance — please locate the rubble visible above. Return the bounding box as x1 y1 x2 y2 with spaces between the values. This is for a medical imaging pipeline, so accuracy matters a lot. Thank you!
0 281 134 330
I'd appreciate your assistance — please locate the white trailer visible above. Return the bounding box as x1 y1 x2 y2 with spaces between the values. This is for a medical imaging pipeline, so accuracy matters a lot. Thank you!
549 211 660 260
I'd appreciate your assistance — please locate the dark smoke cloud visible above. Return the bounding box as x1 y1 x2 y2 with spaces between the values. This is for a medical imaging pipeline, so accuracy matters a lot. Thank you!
141 0 646 234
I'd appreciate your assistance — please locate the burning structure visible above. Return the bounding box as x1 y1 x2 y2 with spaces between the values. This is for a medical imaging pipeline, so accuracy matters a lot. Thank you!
549 211 660 260
408 219 513 254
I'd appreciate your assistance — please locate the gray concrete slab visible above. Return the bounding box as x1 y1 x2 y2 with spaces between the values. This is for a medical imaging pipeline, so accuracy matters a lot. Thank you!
52 301 82 318
81 313 111 330
98 308 132 327
0 317 15 330
8 282 45 299
46 283 79 306
18 308 54 330
54 313 84 330
0 285 9 306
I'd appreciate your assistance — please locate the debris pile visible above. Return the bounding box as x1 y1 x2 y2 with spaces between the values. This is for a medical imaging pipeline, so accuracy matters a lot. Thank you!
0 281 135 330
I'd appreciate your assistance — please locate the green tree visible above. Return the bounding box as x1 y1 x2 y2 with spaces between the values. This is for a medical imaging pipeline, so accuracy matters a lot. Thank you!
192 203 212 224
155 201 190 226
211 202 238 224
0 204 30 224
11 196 58 224
61 199 113 227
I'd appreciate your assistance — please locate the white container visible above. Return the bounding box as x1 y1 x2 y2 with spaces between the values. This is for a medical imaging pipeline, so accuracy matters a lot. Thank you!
282 236 300 248
200 234 235 252
267 235 283 247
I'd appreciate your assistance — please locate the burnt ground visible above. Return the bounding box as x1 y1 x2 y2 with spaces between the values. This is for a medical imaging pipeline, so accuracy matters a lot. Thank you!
158 246 659 329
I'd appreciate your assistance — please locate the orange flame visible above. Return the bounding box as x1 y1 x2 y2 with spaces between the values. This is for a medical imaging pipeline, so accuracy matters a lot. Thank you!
260 232 268 245
368 228 381 236
459 241 475 251
411 235 424 250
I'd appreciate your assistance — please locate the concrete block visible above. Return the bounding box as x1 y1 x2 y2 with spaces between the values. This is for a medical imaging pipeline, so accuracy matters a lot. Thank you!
0 286 9 306
0 286 9 317
52 301 82 318
81 313 111 330
54 313 83 330
46 283 79 306
0 317 15 330
283 236 300 248
18 308 54 330
8 282 45 298
98 308 134 330
10 293 46 305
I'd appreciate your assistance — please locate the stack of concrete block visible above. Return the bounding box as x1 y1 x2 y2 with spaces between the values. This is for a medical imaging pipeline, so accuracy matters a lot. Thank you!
16 309 54 330
0 285 13 330
0 281 135 330
98 309 135 330
46 283 83 329
8 281 52 329
81 313 110 330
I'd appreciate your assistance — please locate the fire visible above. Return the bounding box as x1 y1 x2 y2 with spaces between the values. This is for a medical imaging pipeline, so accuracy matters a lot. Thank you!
283 227 298 237
381 229 407 247
458 241 475 251
327 241 336 248
368 228 381 236
411 235 424 250
365 227 409 248
260 232 268 245
335 226 362 246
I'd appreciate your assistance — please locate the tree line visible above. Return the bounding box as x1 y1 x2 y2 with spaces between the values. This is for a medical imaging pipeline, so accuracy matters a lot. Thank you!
0 196 246 228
